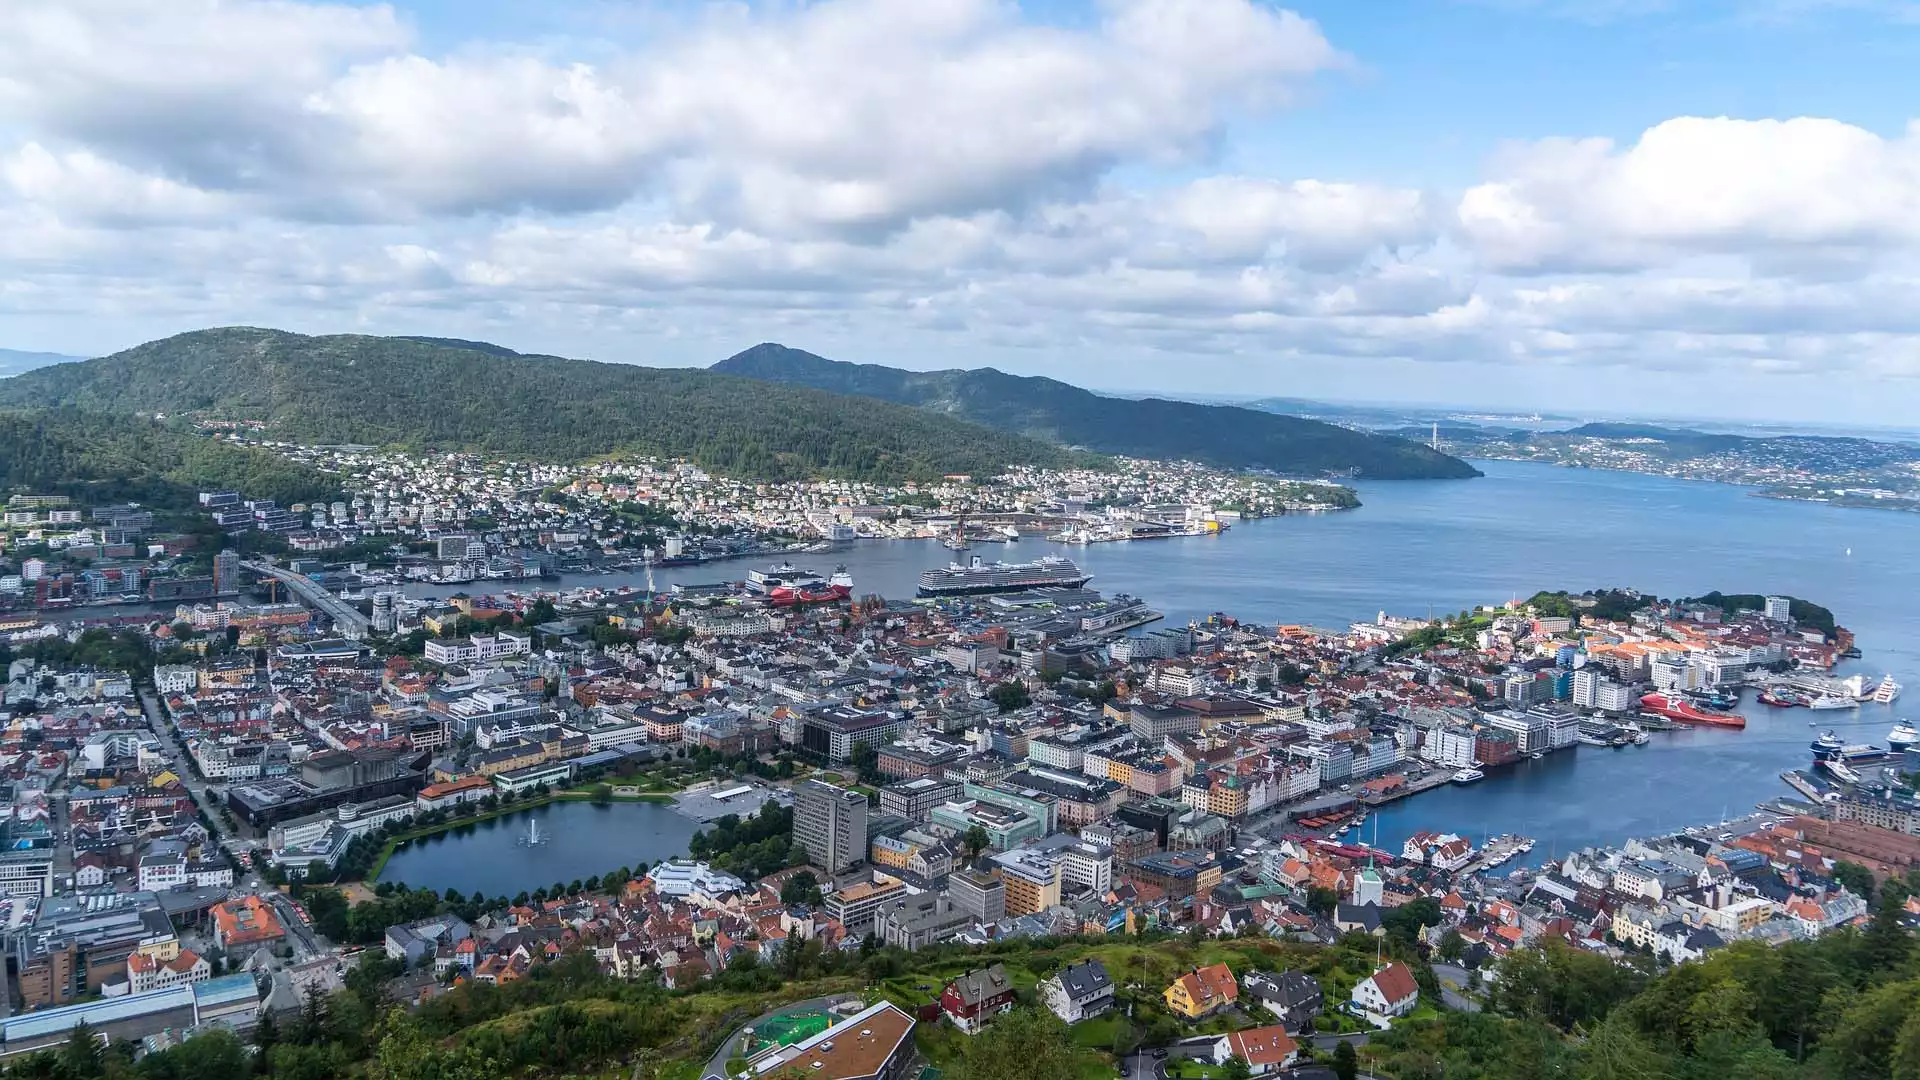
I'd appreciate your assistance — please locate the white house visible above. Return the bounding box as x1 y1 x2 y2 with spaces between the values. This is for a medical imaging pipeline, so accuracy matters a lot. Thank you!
1040 959 1115 1024
1351 962 1419 1026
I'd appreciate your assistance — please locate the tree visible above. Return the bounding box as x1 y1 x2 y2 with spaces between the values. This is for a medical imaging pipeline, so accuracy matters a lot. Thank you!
781 871 822 907
988 681 1031 714
951 1007 1081 1080
1220 1056 1253 1080
963 825 991 862
1332 1039 1358 1080
589 783 613 806
1833 860 1877 902
1305 885 1339 919
59 1022 104 1080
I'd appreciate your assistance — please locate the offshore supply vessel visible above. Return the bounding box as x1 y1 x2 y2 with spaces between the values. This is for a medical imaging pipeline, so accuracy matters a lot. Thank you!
918 555 1092 597
1639 693 1747 728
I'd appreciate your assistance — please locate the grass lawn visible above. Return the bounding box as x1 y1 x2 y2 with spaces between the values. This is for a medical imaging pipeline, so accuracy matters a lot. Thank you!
1068 1012 1125 1049
1167 1061 1229 1079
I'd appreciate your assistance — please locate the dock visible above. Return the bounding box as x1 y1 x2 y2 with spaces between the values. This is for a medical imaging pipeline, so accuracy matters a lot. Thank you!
1360 770 1454 807
1459 834 1537 876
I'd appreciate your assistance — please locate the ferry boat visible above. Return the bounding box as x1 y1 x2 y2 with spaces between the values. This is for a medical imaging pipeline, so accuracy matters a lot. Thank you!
917 555 1092 597
1451 767 1486 785
1886 721 1917 754
768 567 854 606
1639 693 1746 728
746 562 820 594
1873 675 1903 704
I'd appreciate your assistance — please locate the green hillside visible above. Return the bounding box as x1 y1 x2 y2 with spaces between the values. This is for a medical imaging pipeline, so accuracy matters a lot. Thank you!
0 408 336 508
711 343 1482 479
0 329 1095 483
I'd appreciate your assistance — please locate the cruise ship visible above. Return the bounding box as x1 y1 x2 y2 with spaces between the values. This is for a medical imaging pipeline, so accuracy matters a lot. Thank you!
917 555 1092 597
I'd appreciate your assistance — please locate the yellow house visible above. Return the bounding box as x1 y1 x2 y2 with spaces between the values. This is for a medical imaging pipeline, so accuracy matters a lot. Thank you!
1163 962 1239 1020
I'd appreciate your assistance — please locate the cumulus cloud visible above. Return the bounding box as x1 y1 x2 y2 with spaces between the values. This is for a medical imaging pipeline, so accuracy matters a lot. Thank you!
0 0 1338 230
1459 117 1920 272
4 0 1920 397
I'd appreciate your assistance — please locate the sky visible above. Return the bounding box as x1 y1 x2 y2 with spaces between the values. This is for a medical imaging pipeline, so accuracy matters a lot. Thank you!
4 0 1920 422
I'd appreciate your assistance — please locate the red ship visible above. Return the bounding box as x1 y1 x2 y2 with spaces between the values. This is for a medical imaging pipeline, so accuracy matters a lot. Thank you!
768 567 854 607
1639 693 1746 728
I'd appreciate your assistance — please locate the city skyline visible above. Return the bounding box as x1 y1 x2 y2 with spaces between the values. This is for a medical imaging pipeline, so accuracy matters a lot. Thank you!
4 0 1920 423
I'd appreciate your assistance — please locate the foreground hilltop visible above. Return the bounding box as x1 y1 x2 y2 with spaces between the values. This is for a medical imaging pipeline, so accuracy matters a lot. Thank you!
713 343 1482 480
0 328 1094 484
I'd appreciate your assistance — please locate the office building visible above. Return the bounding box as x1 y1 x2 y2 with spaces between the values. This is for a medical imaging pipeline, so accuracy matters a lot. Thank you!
795 779 868 874
949 867 1005 925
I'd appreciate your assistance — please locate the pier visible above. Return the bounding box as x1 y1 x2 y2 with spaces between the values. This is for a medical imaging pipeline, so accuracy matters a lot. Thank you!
1458 834 1536 876
1360 770 1454 806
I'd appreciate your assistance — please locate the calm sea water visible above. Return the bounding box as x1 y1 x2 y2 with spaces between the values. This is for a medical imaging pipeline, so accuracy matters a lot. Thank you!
399 460 1920 869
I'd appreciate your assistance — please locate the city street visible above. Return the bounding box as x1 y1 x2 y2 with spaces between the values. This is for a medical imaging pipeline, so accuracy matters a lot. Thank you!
138 687 247 854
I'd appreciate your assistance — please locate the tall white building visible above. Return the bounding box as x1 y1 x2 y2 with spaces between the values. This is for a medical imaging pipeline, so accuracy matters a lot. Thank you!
794 779 868 874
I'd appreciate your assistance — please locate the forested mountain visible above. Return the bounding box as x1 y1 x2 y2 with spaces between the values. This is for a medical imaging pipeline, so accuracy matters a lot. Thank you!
0 409 337 507
0 329 1093 483
711 343 1481 479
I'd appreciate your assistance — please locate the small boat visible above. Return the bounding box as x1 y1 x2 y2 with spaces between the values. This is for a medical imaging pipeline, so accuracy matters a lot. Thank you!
1528 751 1543 761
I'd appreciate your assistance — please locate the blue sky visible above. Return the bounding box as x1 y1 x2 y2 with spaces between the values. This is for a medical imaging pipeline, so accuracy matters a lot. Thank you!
3 0 1919 422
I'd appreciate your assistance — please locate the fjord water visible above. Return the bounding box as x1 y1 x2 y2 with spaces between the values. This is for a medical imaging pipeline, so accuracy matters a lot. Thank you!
416 460 1920 865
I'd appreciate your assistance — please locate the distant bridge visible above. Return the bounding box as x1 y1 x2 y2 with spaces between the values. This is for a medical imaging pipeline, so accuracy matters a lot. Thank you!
242 561 369 639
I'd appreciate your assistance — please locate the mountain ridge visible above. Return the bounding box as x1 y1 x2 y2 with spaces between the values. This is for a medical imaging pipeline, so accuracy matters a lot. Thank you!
711 343 1481 479
0 328 1097 484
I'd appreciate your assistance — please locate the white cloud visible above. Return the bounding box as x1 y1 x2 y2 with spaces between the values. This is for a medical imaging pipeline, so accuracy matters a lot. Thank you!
5 0 1920 407
1459 117 1920 272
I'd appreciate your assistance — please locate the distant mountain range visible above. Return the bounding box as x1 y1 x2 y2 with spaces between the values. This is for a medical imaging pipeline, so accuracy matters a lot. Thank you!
0 348 85 378
711 344 1479 480
0 328 1094 484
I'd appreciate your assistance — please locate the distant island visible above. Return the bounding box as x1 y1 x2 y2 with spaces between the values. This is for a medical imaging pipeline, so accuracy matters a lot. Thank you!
712 343 1481 480
1401 420 1920 512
